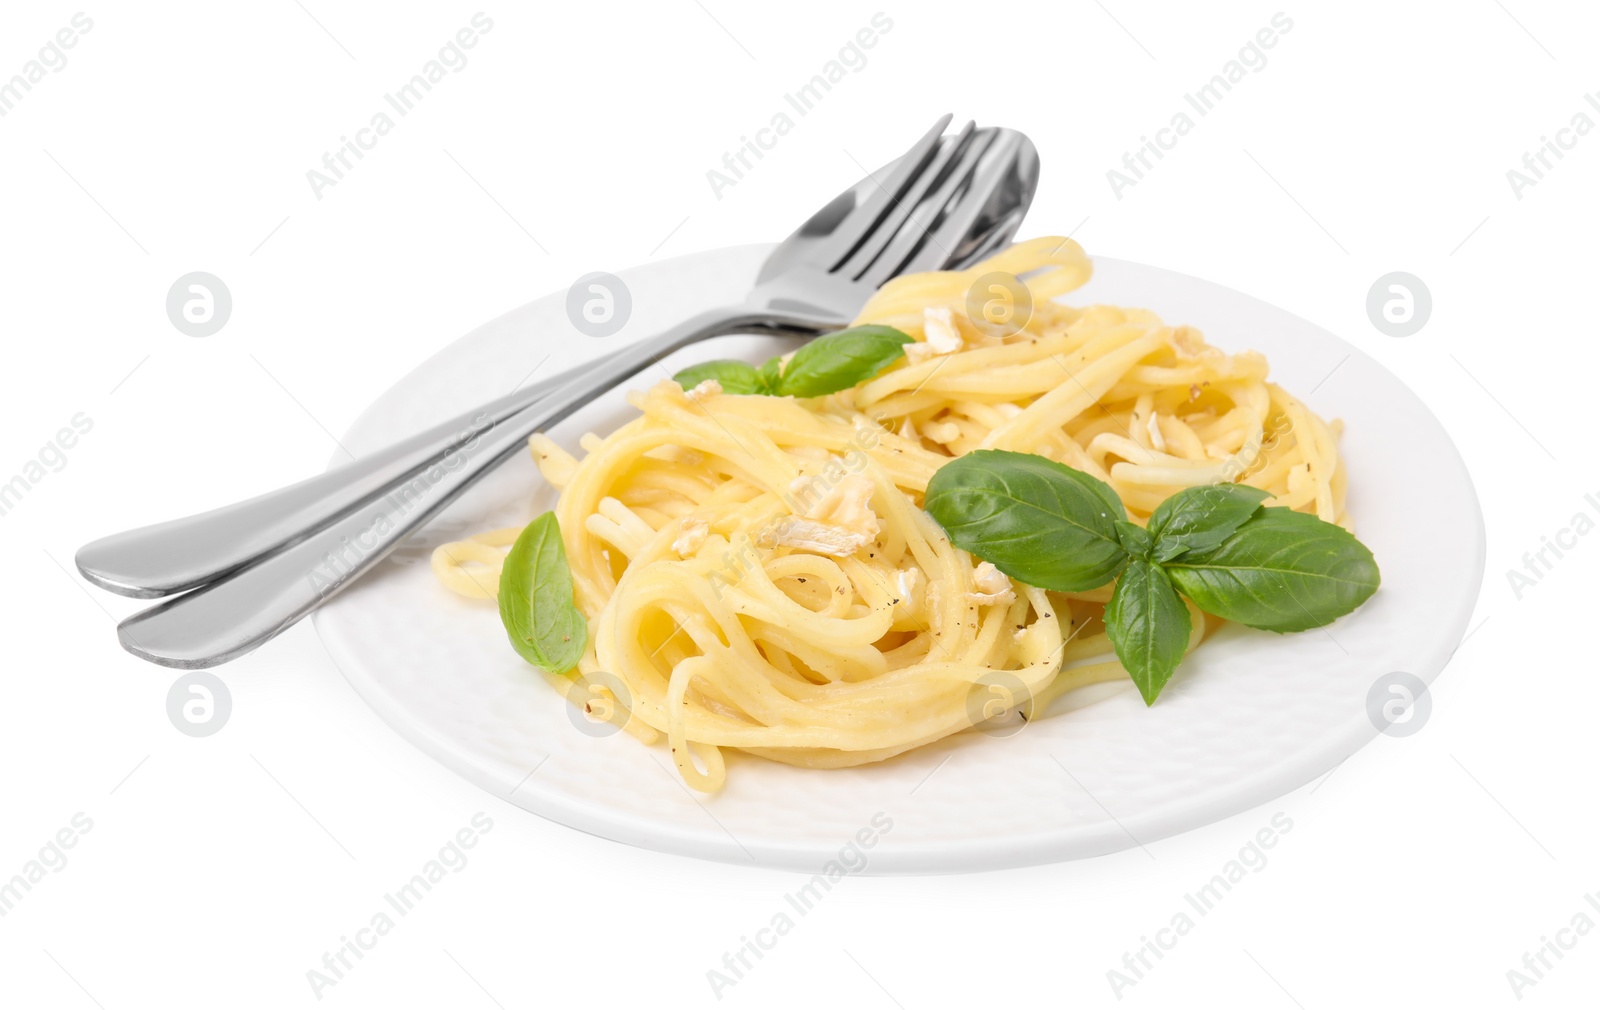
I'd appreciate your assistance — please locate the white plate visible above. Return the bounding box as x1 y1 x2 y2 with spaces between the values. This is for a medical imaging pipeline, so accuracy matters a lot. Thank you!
314 244 1484 874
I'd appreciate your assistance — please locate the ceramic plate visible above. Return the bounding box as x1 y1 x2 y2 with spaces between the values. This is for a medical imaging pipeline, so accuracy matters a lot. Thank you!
313 244 1484 874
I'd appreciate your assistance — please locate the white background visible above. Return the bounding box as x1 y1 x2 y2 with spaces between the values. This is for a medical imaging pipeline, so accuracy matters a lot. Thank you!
1 1 1595 1007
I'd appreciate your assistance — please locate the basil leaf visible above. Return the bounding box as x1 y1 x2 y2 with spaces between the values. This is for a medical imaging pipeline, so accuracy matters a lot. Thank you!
672 360 764 395
498 511 586 674
923 449 1129 592
1115 520 1154 559
756 356 783 394
1147 483 1271 563
1164 507 1380 633
771 325 913 398
671 326 914 400
1104 558 1192 706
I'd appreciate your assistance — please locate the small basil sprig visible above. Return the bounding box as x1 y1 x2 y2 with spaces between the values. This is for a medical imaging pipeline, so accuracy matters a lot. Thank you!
671 325 913 399
923 450 1379 705
670 360 767 395
498 511 586 674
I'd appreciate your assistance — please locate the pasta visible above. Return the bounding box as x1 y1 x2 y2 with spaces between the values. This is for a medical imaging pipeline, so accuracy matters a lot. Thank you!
432 237 1349 791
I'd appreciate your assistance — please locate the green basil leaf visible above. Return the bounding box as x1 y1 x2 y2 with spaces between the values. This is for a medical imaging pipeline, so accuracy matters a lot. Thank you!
1115 520 1154 559
1164 507 1380 632
756 356 783 395
1104 558 1192 706
1147 483 1271 563
672 360 764 395
498 511 586 674
771 325 913 398
671 326 914 400
923 449 1130 592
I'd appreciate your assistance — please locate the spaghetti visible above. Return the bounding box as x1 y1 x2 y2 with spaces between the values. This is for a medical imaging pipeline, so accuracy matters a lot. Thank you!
433 237 1349 791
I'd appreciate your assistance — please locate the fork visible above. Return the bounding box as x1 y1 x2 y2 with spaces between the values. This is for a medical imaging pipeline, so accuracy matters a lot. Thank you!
100 116 1039 667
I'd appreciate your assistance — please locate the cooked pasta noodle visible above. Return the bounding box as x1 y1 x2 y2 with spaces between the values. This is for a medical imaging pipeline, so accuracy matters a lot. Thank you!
432 237 1349 791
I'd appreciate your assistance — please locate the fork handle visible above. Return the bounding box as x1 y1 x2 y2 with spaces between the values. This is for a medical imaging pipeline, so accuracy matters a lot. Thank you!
77 362 581 599
114 303 841 668
77 304 829 600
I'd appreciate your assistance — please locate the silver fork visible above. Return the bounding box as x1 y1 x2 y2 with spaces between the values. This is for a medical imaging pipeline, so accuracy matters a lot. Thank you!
77 116 1027 601
103 116 1039 667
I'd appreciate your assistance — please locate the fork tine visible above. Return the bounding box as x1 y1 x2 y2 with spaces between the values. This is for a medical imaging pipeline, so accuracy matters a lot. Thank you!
892 129 1038 277
805 113 953 270
837 120 978 280
855 126 1002 288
